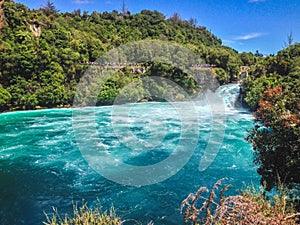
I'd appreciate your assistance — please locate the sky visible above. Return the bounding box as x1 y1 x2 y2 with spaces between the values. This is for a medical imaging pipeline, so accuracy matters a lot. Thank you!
15 0 300 55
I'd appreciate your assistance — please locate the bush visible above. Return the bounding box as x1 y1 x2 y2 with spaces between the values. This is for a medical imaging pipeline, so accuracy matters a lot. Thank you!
181 179 300 225
246 85 300 191
43 202 122 225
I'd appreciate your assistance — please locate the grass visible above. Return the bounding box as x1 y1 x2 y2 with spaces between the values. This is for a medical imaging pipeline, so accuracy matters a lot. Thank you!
43 179 299 225
43 201 154 225
181 178 300 225
43 201 122 225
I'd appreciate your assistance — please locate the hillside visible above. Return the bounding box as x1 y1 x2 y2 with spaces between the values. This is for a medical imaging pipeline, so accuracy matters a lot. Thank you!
242 43 300 192
0 0 245 111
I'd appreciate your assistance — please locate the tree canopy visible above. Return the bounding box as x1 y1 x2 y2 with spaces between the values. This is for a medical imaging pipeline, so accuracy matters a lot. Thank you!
243 43 300 192
0 0 245 111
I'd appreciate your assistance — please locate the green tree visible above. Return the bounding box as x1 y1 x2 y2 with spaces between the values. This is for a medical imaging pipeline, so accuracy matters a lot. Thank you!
246 85 300 191
41 0 59 16
0 85 11 110
244 43 300 192
0 1 241 112
283 31 293 48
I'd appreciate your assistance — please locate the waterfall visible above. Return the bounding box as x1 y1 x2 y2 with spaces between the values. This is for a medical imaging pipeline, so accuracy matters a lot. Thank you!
215 83 242 110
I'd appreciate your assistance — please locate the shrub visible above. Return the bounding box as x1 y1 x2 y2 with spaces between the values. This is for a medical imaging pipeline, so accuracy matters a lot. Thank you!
181 179 300 225
43 202 122 225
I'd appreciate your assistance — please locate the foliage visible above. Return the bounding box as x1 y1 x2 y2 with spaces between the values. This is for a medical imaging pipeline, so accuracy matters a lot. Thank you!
41 1 59 16
181 179 300 225
207 47 242 82
240 51 257 66
43 202 121 225
242 74 283 110
243 43 300 192
0 0 246 112
0 84 11 110
246 85 300 191
212 68 229 85
283 32 294 49
181 178 231 225
43 201 156 225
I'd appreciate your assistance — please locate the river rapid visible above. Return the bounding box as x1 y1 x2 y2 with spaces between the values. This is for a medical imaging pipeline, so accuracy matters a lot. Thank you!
0 84 259 224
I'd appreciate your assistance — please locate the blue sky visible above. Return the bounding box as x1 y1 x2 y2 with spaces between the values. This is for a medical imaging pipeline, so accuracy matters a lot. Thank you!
16 0 300 55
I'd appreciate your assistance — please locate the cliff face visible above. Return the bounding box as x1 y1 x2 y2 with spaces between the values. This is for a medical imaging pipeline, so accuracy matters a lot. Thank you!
0 0 4 29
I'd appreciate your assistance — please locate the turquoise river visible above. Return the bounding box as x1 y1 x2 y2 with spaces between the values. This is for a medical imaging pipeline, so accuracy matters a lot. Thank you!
0 84 259 224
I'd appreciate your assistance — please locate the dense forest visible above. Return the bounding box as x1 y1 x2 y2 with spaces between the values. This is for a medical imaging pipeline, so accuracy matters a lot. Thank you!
242 44 300 193
0 0 248 111
0 0 299 198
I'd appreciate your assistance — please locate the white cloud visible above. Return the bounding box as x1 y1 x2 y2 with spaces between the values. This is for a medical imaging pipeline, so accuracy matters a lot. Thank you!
223 39 236 44
248 0 266 3
234 32 265 40
73 0 94 4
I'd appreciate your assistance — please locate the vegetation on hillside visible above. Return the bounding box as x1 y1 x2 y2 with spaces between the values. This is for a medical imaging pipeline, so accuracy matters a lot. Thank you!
44 202 122 225
242 43 300 193
0 0 246 111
